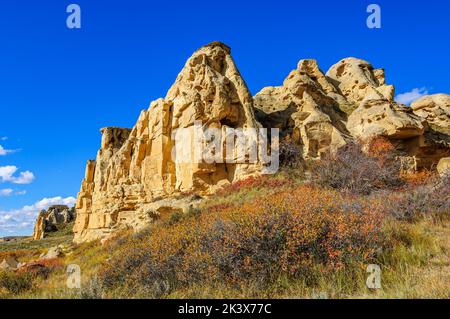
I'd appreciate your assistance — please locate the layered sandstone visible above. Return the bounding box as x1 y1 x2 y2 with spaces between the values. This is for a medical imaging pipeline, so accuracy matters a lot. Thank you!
73 42 264 243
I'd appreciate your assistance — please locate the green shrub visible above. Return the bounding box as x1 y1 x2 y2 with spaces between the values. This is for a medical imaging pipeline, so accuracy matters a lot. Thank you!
0 271 34 295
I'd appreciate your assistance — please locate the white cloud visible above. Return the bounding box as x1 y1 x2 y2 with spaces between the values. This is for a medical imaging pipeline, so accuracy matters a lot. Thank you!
0 189 13 197
0 137 7 141
0 189 26 197
395 87 429 105
0 165 35 184
0 196 76 236
0 145 16 156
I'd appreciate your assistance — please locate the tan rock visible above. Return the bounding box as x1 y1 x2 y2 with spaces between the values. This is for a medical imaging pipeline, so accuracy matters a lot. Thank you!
411 94 450 135
0 256 19 271
40 245 64 260
254 59 350 159
347 98 425 140
437 157 450 177
326 57 395 111
74 42 264 243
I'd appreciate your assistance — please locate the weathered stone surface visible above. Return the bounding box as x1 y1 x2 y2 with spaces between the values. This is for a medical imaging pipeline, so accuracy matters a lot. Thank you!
0 256 19 271
254 59 350 159
411 94 450 135
32 205 76 240
346 98 425 140
326 57 395 111
74 42 263 243
325 58 425 140
437 157 450 177
40 245 64 260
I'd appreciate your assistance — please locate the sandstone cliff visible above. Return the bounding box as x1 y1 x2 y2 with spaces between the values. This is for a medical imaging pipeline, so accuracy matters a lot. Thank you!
73 42 265 243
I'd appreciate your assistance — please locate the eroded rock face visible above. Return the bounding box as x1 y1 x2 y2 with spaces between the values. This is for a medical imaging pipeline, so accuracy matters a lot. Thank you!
411 94 450 135
326 57 395 111
326 58 425 140
32 205 76 240
254 59 350 159
437 157 450 177
346 98 425 140
73 42 263 243
255 56 448 168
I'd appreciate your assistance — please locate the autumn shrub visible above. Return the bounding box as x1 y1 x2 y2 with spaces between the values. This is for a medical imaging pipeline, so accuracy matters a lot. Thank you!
18 258 64 279
279 140 303 169
311 139 403 194
380 175 450 222
98 185 385 296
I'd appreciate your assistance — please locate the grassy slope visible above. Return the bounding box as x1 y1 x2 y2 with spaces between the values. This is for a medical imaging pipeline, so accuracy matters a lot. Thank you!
1 173 449 299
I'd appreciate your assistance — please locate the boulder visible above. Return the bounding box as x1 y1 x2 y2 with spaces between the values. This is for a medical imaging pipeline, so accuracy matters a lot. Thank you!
40 245 64 260
346 98 425 140
0 256 19 271
437 157 450 177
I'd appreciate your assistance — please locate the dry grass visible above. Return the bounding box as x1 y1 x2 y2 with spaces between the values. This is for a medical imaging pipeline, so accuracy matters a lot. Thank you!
0 169 448 299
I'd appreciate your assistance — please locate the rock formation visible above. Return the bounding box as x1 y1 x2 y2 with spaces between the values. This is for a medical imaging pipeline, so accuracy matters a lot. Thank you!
256 57 448 168
73 43 450 243
254 59 351 159
437 157 450 177
411 94 450 135
32 205 76 240
73 42 265 243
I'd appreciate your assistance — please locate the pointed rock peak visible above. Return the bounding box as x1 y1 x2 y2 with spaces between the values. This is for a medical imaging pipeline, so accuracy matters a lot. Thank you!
199 41 231 54
166 41 256 128
326 57 394 105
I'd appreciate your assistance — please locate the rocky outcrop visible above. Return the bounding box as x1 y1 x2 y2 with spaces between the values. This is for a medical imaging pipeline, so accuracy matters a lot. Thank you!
74 44 450 243
326 58 425 140
254 57 430 159
73 42 266 243
346 98 425 140
254 59 350 159
32 205 76 240
326 57 395 111
0 256 19 271
411 94 450 135
437 157 450 177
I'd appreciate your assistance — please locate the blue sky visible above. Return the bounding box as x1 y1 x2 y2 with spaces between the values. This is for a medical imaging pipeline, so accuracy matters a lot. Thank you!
0 0 449 236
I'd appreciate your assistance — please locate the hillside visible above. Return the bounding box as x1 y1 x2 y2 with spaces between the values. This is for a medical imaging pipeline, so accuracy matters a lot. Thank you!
1 163 449 298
